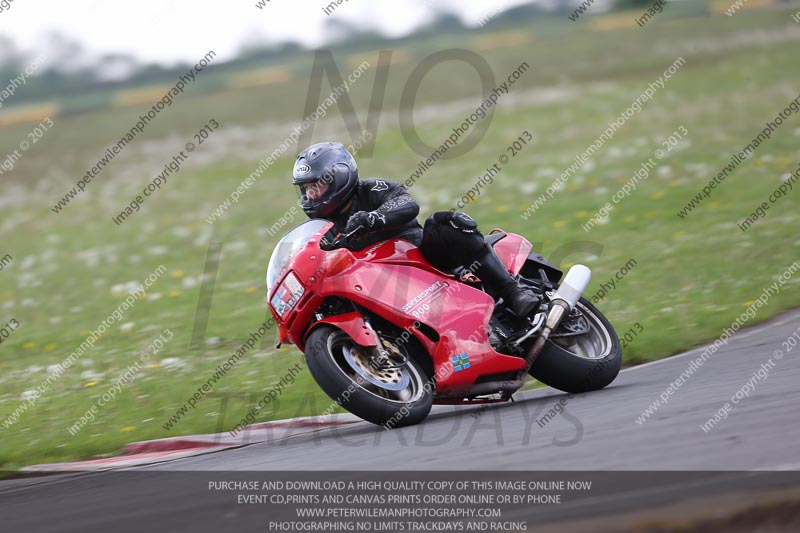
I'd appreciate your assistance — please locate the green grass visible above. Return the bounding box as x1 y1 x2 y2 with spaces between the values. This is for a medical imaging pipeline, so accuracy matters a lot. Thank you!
1 5 799 471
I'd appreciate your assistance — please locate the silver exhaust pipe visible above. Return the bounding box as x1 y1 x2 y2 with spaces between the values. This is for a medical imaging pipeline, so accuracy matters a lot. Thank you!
519 265 592 377
544 264 591 331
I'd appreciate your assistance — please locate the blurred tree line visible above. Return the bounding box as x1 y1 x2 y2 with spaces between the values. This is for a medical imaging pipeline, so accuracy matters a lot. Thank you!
0 0 710 107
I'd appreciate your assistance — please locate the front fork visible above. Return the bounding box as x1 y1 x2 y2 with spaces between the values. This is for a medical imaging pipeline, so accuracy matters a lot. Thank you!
309 310 409 373
361 315 394 367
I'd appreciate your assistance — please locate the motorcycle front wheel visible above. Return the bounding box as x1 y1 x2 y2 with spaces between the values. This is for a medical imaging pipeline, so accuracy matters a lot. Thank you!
528 297 622 393
304 325 433 428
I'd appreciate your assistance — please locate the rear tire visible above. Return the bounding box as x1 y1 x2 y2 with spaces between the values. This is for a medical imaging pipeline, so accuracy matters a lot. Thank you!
528 297 621 393
305 325 433 428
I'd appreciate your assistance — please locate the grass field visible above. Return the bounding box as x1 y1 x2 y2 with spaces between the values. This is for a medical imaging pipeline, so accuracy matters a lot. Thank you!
1 5 799 471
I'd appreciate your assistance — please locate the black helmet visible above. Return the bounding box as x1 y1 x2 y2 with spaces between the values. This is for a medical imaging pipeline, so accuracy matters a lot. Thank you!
292 142 359 219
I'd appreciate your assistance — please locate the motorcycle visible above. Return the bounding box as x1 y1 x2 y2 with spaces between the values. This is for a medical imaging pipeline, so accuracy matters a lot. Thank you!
266 219 622 428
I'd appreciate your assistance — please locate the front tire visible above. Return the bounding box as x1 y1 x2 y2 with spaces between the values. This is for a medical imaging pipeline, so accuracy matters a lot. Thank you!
304 325 433 428
528 297 621 393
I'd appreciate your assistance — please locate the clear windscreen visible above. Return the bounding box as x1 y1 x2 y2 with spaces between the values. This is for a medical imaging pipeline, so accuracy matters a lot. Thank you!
266 219 330 293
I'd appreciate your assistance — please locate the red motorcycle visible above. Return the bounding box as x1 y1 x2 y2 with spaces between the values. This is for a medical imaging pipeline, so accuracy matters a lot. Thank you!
267 219 621 428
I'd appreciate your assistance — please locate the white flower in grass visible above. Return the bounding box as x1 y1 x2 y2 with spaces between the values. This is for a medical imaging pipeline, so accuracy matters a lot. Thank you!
227 241 247 252
148 246 168 256
20 390 38 400
49 316 62 325
17 272 38 288
160 357 187 370
535 167 556 178
126 281 143 294
111 281 144 297
81 370 101 381
120 322 135 333
194 236 211 248
76 249 101 269
146 292 162 301
172 226 191 238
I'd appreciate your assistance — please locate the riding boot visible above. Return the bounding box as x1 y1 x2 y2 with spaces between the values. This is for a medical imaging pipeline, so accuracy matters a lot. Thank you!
474 245 540 318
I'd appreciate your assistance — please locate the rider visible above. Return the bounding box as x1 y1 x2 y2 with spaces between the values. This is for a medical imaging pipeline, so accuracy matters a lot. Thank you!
291 141 540 318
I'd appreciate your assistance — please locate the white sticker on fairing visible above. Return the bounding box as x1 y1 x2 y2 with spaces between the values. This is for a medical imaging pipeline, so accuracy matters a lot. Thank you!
402 280 446 313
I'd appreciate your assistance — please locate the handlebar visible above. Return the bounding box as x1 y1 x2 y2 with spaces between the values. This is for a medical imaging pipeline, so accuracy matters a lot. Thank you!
345 225 366 240
330 225 366 248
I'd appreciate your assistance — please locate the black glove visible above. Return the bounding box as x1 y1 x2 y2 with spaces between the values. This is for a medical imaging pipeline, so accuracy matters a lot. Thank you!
344 211 379 235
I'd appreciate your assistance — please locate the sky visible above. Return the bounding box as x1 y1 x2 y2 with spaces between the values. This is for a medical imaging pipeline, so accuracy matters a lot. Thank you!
0 0 541 67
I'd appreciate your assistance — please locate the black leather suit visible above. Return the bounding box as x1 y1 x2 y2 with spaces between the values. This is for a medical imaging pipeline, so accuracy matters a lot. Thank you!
322 178 484 274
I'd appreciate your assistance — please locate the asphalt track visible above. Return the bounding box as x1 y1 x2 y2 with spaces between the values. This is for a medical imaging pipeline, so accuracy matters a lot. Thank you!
152 307 800 472
2 308 800 532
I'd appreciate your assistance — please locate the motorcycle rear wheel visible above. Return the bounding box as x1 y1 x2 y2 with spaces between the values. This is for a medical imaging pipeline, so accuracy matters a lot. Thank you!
528 297 622 393
305 325 433 428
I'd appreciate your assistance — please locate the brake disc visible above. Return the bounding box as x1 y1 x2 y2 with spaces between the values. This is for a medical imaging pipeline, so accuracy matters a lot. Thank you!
550 309 591 338
342 345 410 391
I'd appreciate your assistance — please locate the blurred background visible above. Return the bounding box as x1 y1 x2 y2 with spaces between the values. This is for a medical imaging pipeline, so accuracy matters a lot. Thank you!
1 0 799 470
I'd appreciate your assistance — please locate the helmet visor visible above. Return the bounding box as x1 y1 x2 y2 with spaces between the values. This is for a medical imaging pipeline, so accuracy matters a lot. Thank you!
295 176 334 209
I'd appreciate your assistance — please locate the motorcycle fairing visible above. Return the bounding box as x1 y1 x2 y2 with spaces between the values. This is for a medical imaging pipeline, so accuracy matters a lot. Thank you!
318 239 527 395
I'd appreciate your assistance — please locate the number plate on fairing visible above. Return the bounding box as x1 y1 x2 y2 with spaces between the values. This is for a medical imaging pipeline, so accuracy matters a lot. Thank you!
270 272 304 319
